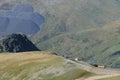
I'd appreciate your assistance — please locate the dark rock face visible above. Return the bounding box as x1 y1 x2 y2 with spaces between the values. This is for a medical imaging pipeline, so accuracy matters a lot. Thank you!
0 33 40 52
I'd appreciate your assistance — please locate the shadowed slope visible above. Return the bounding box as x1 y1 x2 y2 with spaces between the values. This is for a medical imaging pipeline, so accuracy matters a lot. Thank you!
0 3 45 36
0 33 39 52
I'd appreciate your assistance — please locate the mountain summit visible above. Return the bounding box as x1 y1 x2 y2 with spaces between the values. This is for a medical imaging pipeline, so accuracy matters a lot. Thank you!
0 33 40 52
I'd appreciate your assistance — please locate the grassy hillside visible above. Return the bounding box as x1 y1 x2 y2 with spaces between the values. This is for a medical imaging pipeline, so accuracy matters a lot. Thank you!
30 0 120 68
33 19 120 68
0 51 93 80
3 0 120 68
30 0 120 42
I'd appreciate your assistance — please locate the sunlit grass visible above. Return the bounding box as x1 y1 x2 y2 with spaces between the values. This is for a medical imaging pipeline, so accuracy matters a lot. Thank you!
0 51 93 80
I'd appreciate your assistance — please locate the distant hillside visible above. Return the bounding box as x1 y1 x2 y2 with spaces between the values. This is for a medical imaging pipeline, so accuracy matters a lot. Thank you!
28 0 120 68
0 33 39 52
0 51 93 80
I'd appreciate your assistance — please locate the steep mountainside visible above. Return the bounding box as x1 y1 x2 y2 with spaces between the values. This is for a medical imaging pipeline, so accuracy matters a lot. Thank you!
30 0 120 68
2 0 120 68
0 33 39 52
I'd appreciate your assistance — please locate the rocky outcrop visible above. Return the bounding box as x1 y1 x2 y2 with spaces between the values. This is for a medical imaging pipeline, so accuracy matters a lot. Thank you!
0 33 40 52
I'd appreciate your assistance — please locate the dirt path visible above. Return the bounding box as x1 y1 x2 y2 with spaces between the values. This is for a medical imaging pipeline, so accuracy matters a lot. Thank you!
76 74 120 80
75 61 120 80
82 74 120 80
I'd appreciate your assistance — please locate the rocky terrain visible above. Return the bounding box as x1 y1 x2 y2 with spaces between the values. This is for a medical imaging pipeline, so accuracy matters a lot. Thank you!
0 33 39 52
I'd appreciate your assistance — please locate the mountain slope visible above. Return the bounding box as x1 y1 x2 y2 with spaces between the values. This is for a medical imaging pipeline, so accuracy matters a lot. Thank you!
29 0 120 68
33 19 120 68
30 0 120 42
2 0 120 68
0 51 93 80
